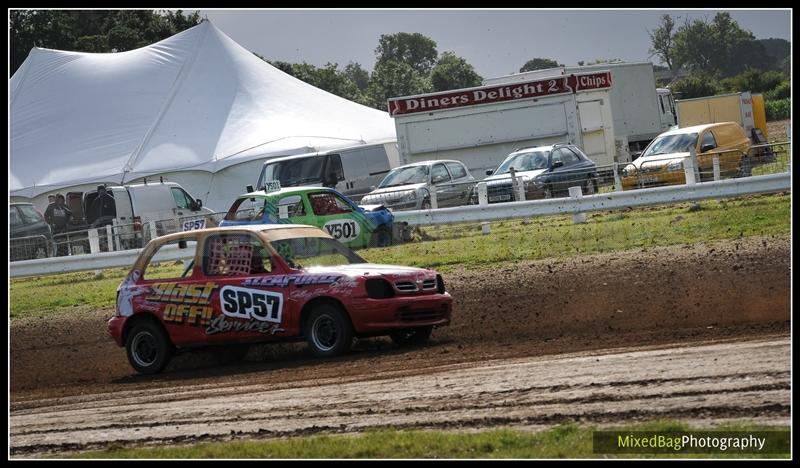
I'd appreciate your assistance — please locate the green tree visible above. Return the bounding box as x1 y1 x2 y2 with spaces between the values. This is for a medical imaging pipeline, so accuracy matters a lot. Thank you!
10 9 201 76
367 60 431 110
671 12 771 78
374 32 438 75
519 58 561 72
430 52 482 92
669 72 721 99
723 68 786 94
343 62 370 92
648 14 678 75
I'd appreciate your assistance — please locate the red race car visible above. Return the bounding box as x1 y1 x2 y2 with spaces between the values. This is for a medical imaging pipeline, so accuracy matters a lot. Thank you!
108 224 452 374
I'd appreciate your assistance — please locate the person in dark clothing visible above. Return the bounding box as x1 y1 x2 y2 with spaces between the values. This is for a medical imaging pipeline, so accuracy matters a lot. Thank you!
90 185 116 226
45 193 72 256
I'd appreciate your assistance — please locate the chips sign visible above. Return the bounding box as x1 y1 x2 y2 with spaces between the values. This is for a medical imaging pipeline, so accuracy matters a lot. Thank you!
387 71 613 117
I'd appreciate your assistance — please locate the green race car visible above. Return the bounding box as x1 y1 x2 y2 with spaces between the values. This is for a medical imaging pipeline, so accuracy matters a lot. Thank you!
221 186 394 249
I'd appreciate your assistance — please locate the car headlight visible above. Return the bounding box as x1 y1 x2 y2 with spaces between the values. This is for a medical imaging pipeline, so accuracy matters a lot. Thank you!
666 160 684 172
401 190 418 203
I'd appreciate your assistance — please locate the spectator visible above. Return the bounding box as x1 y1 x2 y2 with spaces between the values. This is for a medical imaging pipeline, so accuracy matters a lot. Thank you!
90 185 116 225
44 195 56 222
44 193 72 256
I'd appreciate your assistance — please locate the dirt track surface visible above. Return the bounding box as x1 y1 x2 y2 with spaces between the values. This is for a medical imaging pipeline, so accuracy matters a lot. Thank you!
10 235 791 456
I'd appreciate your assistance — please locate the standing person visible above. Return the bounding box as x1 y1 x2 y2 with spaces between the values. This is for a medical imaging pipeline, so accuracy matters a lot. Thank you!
44 193 72 256
90 185 116 226
44 194 57 224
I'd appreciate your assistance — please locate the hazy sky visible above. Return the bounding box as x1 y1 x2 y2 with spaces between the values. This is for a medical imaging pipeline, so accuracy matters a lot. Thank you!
198 9 791 78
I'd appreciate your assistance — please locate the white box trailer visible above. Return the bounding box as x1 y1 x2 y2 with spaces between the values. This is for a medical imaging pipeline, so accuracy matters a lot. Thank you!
388 71 617 177
484 62 677 155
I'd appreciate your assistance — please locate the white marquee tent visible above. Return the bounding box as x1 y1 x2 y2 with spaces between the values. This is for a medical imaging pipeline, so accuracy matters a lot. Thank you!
10 20 396 211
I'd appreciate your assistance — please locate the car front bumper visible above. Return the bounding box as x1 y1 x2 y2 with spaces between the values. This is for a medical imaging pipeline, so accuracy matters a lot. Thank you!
108 315 127 347
347 292 453 333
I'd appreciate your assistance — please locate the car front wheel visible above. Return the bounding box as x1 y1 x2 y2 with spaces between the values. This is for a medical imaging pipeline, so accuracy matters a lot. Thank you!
125 320 173 375
305 305 353 358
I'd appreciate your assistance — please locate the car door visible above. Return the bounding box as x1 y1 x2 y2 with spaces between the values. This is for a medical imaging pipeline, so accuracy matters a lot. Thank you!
199 231 292 343
440 162 470 207
548 148 579 196
430 163 456 207
306 191 369 248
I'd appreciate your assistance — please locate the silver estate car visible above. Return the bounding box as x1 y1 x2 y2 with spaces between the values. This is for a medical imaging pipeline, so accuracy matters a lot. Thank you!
360 160 476 211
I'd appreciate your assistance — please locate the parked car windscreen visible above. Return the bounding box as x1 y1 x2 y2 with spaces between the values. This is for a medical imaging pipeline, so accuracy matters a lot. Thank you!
495 151 550 175
271 236 365 268
641 133 698 158
378 165 430 188
259 157 325 188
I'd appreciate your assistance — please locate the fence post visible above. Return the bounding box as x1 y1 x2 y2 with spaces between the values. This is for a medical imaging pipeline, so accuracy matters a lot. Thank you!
429 187 438 210
148 221 158 242
88 228 100 254
105 224 115 251
613 162 623 191
712 155 721 181
510 167 520 201
569 186 587 224
477 182 490 235
684 148 697 185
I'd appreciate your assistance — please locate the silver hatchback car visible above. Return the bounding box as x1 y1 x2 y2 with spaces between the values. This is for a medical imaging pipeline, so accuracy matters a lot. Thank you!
360 160 476 211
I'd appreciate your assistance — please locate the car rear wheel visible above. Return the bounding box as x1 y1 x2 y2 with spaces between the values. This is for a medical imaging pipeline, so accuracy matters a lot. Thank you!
125 321 173 375
305 305 353 358
390 326 433 346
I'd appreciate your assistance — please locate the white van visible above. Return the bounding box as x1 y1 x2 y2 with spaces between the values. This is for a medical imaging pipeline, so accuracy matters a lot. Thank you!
66 181 216 247
254 142 400 201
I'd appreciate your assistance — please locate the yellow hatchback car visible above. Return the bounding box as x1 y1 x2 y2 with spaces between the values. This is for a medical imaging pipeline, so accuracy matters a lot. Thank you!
621 122 752 190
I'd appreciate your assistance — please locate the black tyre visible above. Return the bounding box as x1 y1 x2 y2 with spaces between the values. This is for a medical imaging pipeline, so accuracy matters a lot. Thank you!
390 326 433 347
370 226 393 247
305 304 353 358
216 344 250 364
125 320 173 375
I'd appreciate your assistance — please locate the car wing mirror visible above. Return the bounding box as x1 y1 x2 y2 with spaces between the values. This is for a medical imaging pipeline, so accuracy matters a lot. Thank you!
178 240 187 249
485 170 493 176
552 161 564 169
700 144 715 153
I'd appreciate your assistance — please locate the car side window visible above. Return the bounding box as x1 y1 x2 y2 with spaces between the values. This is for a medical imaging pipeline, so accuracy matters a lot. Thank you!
564 146 587 162
279 195 305 218
309 192 352 215
445 162 468 180
203 233 273 276
10 207 23 227
701 131 717 150
18 204 44 223
431 164 451 183
143 237 199 280
171 187 193 209
554 148 580 167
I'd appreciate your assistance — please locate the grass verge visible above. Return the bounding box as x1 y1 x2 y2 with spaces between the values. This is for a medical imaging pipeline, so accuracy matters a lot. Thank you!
72 420 790 459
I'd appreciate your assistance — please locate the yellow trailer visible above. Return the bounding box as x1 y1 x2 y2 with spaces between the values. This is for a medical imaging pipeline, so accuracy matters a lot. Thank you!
675 91 768 140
